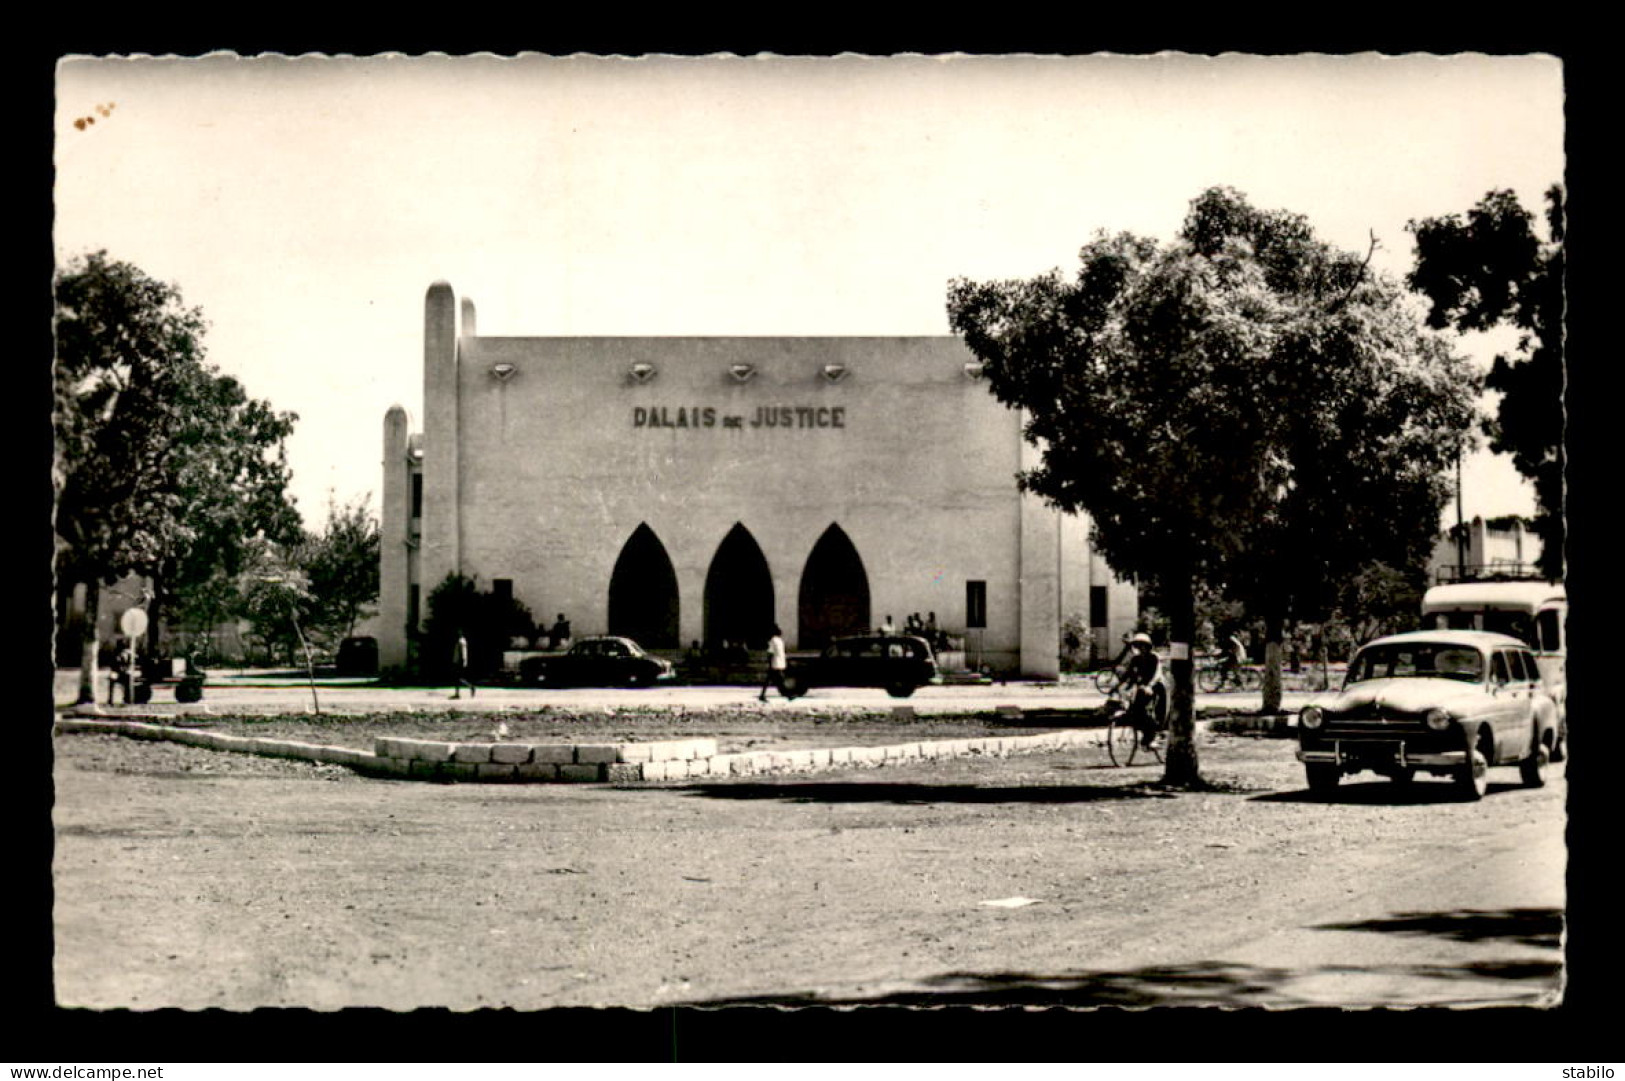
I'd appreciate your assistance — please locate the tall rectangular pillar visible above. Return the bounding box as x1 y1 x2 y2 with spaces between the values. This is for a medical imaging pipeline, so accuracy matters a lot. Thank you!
419 282 461 612
1017 415 1061 679
377 406 413 669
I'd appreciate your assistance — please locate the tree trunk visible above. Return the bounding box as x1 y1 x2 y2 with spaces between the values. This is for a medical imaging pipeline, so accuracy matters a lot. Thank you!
1160 572 1202 787
148 575 167 658
76 578 100 707
1261 610 1285 715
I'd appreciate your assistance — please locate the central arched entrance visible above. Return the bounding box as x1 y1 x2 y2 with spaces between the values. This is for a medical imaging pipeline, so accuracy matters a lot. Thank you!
704 523 774 650
608 523 680 649
798 523 870 650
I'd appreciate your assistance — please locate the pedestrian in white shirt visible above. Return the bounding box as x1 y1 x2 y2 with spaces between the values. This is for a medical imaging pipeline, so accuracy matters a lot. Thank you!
759 625 793 702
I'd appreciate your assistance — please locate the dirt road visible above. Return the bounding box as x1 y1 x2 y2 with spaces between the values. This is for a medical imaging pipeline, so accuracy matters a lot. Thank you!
51 724 1565 1010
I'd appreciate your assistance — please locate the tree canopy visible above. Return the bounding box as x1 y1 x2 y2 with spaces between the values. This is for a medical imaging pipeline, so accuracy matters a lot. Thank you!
1407 185 1564 580
948 187 1480 784
54 251 300 701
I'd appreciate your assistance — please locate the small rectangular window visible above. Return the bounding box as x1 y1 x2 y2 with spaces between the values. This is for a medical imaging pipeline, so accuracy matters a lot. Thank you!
966 580 987 629
411 473 423 518
1089 586 1108 629
407 585 420 636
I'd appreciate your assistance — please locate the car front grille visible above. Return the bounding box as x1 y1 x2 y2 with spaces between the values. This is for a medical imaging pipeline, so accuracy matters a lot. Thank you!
1329 704 1423 726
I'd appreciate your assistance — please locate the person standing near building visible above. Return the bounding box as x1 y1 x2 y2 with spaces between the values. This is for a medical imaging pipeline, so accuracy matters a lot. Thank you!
549 613 572 652
759 624 792 702
451 631 475 699
879 614 896 635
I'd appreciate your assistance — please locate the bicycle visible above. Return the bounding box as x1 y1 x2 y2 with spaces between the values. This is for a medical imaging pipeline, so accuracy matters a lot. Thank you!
1103 685 1166 766
1092 663 1127 696
1197 656 1261 693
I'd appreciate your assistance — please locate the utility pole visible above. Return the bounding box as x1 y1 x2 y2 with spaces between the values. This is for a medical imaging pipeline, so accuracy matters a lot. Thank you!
1454 451 1468 580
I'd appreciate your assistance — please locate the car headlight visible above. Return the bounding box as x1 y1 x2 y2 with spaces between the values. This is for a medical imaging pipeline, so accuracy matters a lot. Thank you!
1300 706 1324 730
1424 708 1450 732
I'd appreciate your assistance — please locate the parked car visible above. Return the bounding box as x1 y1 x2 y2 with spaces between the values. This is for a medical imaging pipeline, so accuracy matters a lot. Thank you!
518 636 674 688
1296 630 1562 800
784 634 941 699
1421 579 1566 757
335 636 379 677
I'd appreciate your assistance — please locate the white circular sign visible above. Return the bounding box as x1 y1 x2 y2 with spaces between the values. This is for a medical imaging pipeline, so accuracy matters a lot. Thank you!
119 608 148 638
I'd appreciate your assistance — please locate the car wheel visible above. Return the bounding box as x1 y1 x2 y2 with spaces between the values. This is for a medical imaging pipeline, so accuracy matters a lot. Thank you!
1550 721 1567 763
886 682 916 699
1305 763 1340 796
626 670 649 688
1389 767 1415 787
1455 744 1490 801
1520 741 1550 788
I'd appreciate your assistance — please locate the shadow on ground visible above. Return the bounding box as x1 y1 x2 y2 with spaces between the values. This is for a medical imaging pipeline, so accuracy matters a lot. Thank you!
682 781 1177 805
1251 780 1523 805
681 955 1560 1009
682 905 1563 1007
1313 906 1563 949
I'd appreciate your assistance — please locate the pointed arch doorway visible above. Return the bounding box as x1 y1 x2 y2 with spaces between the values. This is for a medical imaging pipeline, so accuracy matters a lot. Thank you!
607 523 680 649
798 524 871 650
704 523 775 651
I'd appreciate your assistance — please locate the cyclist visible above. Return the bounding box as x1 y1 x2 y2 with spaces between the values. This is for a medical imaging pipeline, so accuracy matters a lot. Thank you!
1222 629 1248 683
1121 633 1162 747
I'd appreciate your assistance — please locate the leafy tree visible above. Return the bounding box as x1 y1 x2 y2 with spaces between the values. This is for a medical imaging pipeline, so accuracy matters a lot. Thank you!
948 187 1479 785
54 251 299 704
156 370 302 649
300 493 381 645
238 537 323 711
1337 561 1426 644
1408 186 1564 580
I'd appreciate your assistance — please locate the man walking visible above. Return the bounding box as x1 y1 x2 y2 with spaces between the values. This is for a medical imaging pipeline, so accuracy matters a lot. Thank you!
759 625 792 702
451 631 476 699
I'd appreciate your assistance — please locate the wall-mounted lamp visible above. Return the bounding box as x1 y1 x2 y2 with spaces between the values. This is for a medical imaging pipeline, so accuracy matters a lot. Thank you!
820 363 849 384
962 361 986 380
490 363 518 382
728 363 757 384
628 362 657 384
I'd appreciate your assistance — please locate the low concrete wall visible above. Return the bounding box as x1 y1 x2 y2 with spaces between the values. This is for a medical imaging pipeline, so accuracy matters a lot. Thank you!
54 714 1102 784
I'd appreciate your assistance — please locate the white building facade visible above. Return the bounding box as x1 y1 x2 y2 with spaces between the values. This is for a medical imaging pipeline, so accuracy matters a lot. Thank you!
378 282 1138 675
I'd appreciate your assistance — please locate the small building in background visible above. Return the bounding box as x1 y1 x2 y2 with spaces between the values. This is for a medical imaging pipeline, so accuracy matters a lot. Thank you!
1429 515 1544 584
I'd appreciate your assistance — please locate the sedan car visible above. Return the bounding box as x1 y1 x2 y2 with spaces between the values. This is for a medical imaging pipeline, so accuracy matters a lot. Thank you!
518 636 674 688
784 635 941 698
1296 630 1561 800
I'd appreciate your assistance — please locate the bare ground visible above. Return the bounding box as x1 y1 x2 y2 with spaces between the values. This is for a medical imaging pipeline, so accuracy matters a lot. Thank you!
51 719 1566 1011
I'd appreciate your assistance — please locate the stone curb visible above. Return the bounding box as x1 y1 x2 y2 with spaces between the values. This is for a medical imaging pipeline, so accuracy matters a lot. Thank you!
53 715 1136 785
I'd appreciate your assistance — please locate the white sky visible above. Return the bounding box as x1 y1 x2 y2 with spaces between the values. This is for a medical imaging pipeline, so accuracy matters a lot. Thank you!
53 52 1564 530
